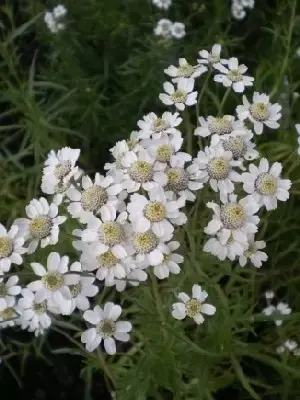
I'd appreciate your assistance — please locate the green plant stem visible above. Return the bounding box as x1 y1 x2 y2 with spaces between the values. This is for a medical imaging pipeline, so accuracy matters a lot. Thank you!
218 87 231 115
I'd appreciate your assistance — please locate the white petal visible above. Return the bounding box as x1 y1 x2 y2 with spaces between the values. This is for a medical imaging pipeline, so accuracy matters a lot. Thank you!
104 337 116 355
201 303 216 315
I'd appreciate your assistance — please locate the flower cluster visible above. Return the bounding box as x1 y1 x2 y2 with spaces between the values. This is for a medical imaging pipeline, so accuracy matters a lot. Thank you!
154 19 185 39
0 44 292 356
231 0 255 21
44 5 67 34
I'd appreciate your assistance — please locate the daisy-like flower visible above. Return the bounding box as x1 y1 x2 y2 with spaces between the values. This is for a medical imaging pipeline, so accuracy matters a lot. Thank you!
164 58 207 83
145 131 190 171
194 115 246 147
236 93 282 135
67 173 122 223
17 288 53 336
214 57 254 93
110 264 148 292
63 262 99 313
195 146 241 202
127 187 186 239
0 306 18 329
241 158 291 211
217 130 259 165
81 303 132 354
197 44 228 68
238 234 267 268
137 111 182 140
152 0 172 10
172 284 216 324
277 340 300 356
28 252 79 315
120 149 166 193
265 290 275 300
81 210 128 258
204 230 248 261
204 194 259 245
0 276 21 311
154 18 172 37
153 241 184 279
41 147 81 204
0 224 27 273
80 241 131 285
14 197 66 254
163 157 203 202
262 302 292 326
170 22 185 39
159 78 198 111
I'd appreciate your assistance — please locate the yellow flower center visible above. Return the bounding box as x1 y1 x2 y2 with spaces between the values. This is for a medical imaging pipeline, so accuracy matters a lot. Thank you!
220 203 245 229
228 69 242 82
133 231 159 254
97 251 119 268
0 283 8 297
250 103 270 121
0 237 13 258
42 272 64 291
171 90 187 103
208 116 233 135
29 216 52 239
33 300 47 314
152 118 167 132
222 137 247 159
97 319 116 338
207 157 230 180
99 222 124 246
255 173 277 195
144 201 166 222
185 299 201 318
166 167 189 192
156 144 174 163
81 187 108 212
129 161 153 183
54 160 72 179
178 63 194 77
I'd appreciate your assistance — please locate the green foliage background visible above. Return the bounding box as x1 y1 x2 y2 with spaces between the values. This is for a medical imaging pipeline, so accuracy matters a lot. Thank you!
1 0 300 399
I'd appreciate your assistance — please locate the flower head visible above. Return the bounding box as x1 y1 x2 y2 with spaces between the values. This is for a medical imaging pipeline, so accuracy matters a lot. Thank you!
214 58 254 93
164 58 207 83
197 44 228 67
159 78 198 111
0 224 27 273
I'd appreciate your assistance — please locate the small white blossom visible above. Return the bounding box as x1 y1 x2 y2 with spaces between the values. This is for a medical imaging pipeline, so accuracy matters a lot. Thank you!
214 58 254 93
164 58 207 83
262 302 292 326
28 252 80 315
241 158 291 210
238 234 267 268
265 290 275 300
204 231 247 261
154 19 172 37
197 44 228 67
195 146 241 202
0 224 27 273
14 198 66 254
0 306 18 329
81 303 132 354
204 194 260 246
67 174 122 223
159 78 198 111
153 241 183 279
172 284 216 324
277 340 300 356
0 276 21 311
137 111 182 140
170 22 185 39
152 0 172 10
236 93 282 135
44 5 67 34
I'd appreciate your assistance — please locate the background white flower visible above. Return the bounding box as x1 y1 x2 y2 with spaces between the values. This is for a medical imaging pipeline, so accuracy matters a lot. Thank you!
197 44 228 67
172 284 216 324
0 276 21 311
81 303 132 354
0 224 27 273
238 235 267 268
164 58 207 83
170 22 185 39
159 78 197 111
152 0 172 10
214 57 254 93
154 19 172 37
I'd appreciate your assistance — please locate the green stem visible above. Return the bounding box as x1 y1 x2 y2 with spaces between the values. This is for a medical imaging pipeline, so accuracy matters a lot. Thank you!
218 87 231 115
196 69 212 122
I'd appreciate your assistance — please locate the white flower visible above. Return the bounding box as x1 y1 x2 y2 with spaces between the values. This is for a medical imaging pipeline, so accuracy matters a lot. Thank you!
127 187 186 239
63 262 99 313
0 224 27 273
81 303 132 354
194 115 246 147
163 157 204 202
67 174 122 223
80 241 131 285
0 306 18 329
28 252 80 315
110 265 148 292
236 93 282 135
170 22 185 39
0 276 21 311
53 5 67 18
172 284 216 324
231 3 246 20
159 78 198 111
197 44 228 67
154 19 172 37
238 234 267 268
137 111 182 140
44 5 67 34
14 197 66 254
17 288 53 336
152 0 172 9
195 146 241 202
81 210 129 258
41 147 81 204
277 340 300 356
204 231 247 261
120 149 166 193
241 158 291 211
262 302 291 326
153 241 183 279
214 57 254 93
265 290 275 300
204 194 259 246
164 58 207 83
